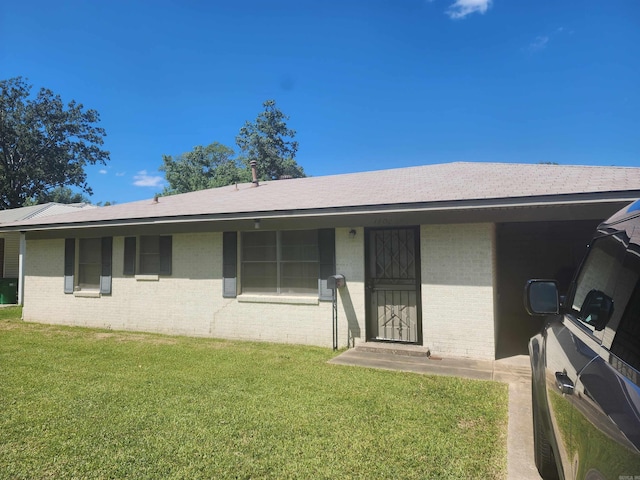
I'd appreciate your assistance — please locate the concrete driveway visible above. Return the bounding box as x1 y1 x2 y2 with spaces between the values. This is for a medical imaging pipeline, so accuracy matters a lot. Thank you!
329 344 541 480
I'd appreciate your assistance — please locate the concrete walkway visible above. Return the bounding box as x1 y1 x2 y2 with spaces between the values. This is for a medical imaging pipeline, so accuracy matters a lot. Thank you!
329 344 541 480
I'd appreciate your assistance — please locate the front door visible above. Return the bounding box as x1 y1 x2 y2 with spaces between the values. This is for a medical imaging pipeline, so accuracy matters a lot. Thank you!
366 227 421 344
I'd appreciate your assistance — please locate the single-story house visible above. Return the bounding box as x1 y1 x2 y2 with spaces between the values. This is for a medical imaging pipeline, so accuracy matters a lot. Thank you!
2 162 639 360
0 202 95 303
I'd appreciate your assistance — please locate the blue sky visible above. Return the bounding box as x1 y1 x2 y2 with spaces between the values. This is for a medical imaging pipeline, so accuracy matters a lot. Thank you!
1 0 639 204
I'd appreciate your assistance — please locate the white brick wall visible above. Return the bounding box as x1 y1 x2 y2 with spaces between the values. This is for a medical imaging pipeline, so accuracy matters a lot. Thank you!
421 223 496 360
335 227 366 347
24 234 219 337
23 223 498 357
23 232 341 348
210 228 363 348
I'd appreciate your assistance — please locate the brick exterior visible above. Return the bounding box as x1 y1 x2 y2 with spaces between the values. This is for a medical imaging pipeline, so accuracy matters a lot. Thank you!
24 234 220 337
335 227 366 347
23 224 498 358
23 232 345 348
420 223 496 360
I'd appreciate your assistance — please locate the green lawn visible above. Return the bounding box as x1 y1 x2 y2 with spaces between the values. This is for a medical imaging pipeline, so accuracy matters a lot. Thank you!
0 309 508 479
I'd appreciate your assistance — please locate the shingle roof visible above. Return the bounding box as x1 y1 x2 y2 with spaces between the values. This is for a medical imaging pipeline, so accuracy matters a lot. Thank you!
0 202 95 224
4 162 640 230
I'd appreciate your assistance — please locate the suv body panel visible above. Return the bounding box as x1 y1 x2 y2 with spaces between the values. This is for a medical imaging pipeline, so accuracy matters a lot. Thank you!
527 200 640 479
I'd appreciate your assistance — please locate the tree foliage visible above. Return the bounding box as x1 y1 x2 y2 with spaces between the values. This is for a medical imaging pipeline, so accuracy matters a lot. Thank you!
160 142 250 195
160 100 305 195
236 99 305 181
0 77 109 209
24 186 90 206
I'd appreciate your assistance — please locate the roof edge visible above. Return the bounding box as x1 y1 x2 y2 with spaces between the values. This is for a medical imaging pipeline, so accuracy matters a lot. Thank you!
2 191 638 233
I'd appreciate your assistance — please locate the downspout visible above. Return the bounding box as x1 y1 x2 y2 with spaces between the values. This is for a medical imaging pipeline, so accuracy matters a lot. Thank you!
18 232 25 306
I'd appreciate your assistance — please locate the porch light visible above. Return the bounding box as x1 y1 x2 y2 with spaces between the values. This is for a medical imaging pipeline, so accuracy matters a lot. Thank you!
254 219 261 229
349 229 357 239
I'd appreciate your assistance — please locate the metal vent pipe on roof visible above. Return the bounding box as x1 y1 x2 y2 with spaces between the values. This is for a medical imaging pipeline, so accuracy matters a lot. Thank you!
250 160 259 187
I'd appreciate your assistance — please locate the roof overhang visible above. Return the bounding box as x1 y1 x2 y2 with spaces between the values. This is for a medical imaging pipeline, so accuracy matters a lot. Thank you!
10 191 638 240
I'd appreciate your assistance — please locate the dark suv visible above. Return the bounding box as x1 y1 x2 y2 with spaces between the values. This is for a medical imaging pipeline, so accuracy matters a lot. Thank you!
525 200 640 480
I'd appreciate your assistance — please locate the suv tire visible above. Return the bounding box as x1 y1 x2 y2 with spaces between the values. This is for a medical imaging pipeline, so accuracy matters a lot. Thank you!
532 379 559 479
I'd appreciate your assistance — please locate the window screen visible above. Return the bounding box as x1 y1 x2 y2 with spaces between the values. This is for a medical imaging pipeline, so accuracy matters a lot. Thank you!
78 238 102 289
241 230 319 295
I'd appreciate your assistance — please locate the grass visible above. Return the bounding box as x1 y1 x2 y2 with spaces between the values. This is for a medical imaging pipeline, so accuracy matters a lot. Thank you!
0 309 508 479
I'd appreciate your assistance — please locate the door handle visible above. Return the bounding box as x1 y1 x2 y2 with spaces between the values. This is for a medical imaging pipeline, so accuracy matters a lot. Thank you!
555 372 575 395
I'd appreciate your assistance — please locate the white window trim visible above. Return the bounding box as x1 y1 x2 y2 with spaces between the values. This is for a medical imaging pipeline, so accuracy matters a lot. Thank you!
237 294 319 305
135 274 160 282
73 290 101 298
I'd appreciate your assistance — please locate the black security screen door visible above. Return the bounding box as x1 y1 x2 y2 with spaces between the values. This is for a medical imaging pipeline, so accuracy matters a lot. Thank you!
366 227 422 344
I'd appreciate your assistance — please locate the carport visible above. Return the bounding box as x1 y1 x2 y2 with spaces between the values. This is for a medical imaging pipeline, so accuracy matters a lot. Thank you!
491 195 640 359
494 219 600 358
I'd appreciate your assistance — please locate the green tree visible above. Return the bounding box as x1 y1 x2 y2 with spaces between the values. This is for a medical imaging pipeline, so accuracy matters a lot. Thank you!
236 99 305 181
0 77 109 209
160 142 249 195
24 186 90 206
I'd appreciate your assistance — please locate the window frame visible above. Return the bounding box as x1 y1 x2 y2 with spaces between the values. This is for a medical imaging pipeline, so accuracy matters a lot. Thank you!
235 228 336 299
64 237 112 295
241 230 320 296
77 237 102 290
566 231 629 337
123 235 172 277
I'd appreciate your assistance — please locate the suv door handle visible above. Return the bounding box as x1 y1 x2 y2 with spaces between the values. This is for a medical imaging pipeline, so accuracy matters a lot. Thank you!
555 372 575 395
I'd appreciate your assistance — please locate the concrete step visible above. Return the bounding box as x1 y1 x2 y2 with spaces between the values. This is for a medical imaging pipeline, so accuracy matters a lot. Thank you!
332 347 532 384
354 342 431 357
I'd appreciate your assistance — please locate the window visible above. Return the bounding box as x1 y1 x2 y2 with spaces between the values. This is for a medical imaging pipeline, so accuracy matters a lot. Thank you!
123 235 172 276
612 276 640 371
569 232 628 331
610 245 640 371
78 238 101 289
227 229 334 299
242 230 318 295
64 237 112 294
140 235 162 274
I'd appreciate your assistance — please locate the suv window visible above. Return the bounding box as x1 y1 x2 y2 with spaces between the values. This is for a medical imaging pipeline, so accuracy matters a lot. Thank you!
569 232 628 333
610 244 640 372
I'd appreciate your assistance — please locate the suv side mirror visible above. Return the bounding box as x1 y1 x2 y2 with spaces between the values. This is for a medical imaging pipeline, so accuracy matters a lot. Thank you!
524 280 560 315
579 289 614 331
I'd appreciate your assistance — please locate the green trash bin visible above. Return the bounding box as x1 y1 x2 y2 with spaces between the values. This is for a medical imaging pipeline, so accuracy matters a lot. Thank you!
0 278 18 304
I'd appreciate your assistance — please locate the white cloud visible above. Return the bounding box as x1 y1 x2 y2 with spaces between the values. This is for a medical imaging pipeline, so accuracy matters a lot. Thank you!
116 172 126 177
529 35 549 51
99 169 108 175
446 0 492 19
133 170 165 188
527 26 569 53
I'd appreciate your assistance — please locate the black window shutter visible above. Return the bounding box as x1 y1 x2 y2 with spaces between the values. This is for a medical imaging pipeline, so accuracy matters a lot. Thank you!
159 236 172 275
318 229 336 301
123 237 136 275
100 237 113 295
64 238 75 294
222 232 237 298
